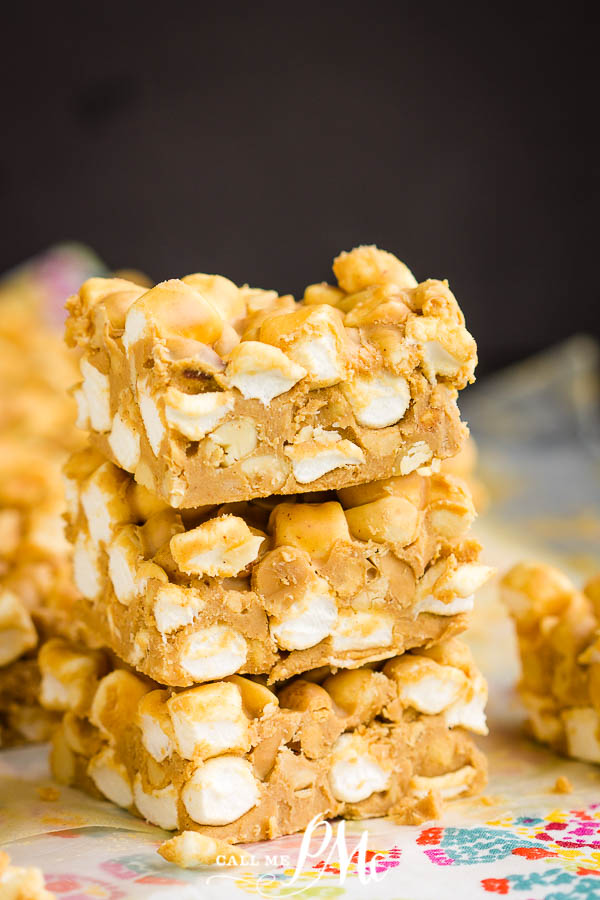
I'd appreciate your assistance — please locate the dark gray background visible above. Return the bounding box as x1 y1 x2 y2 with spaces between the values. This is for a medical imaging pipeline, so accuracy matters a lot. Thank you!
1 3 597 374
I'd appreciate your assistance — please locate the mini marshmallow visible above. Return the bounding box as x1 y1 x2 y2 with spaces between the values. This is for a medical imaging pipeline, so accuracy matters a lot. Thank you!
284 428 364 484
443 563 495 598
164 388 234 441
167 682 249 760
413 594 474 617
331 609 394 652
87 746 133 808
90 670 150 740
179 625 248 681
562 707 600 764
38 639 105 713
182 756 259 826
108 409 141 472
137 378 165 455
133 775 179 830
259 304 346 389
224 341 306 404
411 765 476 800
107 526 142 605
333 245 417 293
80 461 130 545
343 371 410 428
329 733 391 802
153 584 206 635
269 577 338 650
80 357 112 432
0 590 37 666
137 690 174 762
170 515 264 577
387 656 467 715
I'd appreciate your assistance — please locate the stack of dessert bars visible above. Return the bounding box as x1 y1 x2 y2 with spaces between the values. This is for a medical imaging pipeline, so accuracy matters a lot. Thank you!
39 246 493 842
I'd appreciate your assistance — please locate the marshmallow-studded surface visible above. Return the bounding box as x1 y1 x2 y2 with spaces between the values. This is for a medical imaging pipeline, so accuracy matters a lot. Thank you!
65 246 476 507
502 562 600 762
66 449 489 686
43 637 487 843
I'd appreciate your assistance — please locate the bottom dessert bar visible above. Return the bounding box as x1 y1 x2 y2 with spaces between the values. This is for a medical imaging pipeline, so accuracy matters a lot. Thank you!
502 562 600 763
40 637 487 842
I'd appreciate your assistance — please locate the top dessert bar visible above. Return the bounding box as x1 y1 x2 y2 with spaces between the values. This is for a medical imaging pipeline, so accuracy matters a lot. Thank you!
66 246 477 507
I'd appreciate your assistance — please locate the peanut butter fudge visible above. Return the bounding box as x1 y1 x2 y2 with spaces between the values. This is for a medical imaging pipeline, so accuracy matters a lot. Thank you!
502 562 600 764
65 246 477 508
66 449 492 686
40 636 487 842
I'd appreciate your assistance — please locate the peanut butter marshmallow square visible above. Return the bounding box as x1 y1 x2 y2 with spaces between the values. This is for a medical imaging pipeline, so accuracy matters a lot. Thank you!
40 636 487 842
66 448 492 687
503 563 600 764
65 246 477 508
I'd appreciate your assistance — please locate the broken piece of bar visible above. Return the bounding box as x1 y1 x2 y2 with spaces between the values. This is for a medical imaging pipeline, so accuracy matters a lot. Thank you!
66 448 492 686
65 246 477 508
502 562 600 763
40 636 487 842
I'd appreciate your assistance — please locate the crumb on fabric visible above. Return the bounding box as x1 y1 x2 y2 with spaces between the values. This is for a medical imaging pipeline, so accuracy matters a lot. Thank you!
37 786 60 802
158 831 246 868
553 775 573 794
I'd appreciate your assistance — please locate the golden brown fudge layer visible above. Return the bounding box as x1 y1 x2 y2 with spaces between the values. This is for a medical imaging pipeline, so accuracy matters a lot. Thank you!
41 637 487 842
502 562 600 764
66 448 491 686
65 246 476 507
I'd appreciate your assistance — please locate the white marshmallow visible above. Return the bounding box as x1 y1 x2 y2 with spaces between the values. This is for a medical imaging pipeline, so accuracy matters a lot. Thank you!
108 410 141 472
153 584 205 635
393 659 467 715
170 515 264 578
137 378 165 456
413 594 475 617
445 693 488 735
107 528 141 605
180 626 248 681
137 691 174 762
133 775 179 830
182 756 259 826
87 747 133 808
80 357 112 432
288 332 344 388
411 765 476 800
444 563 494 598
168 682 248 760
562 707 600 764
423 340 462 379
269 578 338 650
331 609 394 652
80 462 129 545
225 342 306 404
73 531 103 600
164 389 234 440
329 733 391 803
123 305 149 350
343 372 410 428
